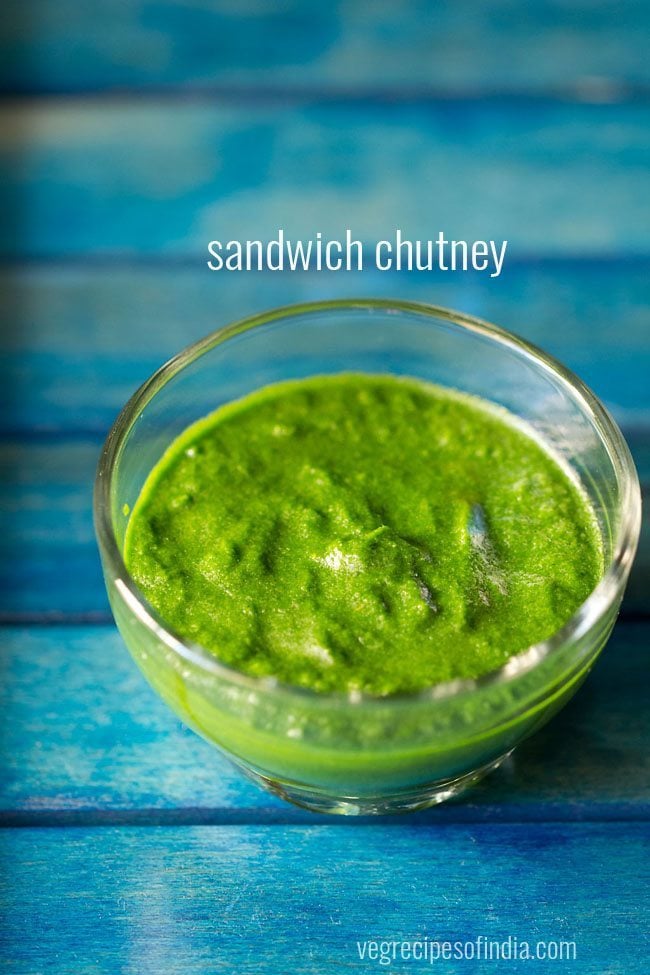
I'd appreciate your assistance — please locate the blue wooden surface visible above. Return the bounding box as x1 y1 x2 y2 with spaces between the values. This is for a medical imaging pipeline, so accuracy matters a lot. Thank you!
2 261 650 434
2 0 650 94
2 3 650 972
1 101 649 259
1 824 649 975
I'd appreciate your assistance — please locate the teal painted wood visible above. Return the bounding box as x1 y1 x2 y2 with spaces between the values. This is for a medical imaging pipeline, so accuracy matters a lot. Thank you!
0 441 105 618
1 4 647 964
1 823 648 973
1 101 649 259
2 261 650 435
2 0 649 94
1 622 648 817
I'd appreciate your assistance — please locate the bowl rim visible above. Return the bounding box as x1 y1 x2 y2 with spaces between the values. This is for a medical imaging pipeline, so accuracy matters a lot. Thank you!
94 297 642 708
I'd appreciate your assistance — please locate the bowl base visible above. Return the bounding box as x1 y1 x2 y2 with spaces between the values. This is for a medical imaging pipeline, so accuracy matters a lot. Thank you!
245 751 513 816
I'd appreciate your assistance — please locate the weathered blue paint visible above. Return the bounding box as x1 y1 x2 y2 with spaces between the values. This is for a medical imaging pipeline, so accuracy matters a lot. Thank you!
1 824 648 973
0 101 649 259
1 261 650 435
1 0 649 94
1 2 649 968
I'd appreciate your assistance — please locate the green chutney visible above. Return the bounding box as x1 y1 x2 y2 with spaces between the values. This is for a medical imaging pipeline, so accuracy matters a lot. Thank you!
124 374 603 696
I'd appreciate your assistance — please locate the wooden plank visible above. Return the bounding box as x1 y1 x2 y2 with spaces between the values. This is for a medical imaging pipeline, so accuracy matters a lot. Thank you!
0 441 106 618
1 101 649 259
1 823 648 974
1 622 648 817
2 0 649 95
2 261 650 435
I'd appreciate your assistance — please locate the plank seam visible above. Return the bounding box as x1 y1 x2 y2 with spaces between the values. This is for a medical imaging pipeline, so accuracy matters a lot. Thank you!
1 84 649 106
1 806 650 828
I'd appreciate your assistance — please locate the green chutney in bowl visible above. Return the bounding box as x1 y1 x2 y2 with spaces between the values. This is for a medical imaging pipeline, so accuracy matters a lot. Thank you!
95 300 640 814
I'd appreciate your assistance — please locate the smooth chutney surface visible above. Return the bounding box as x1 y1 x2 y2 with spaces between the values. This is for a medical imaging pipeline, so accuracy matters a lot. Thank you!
124 374 603 695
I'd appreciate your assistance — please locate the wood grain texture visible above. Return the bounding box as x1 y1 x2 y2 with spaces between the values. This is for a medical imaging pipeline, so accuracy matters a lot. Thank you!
1 622 648 818
2 0 649 95
3 261 650 435
0 441 105 618
1 101 649 259
2 0 648 962
1 823 648 974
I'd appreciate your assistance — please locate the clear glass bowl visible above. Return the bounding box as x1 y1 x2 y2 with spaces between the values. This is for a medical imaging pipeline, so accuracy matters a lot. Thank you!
94 300 641 815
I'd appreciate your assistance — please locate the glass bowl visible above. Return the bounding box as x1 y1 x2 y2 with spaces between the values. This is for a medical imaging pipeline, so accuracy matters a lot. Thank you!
94 299 641 815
